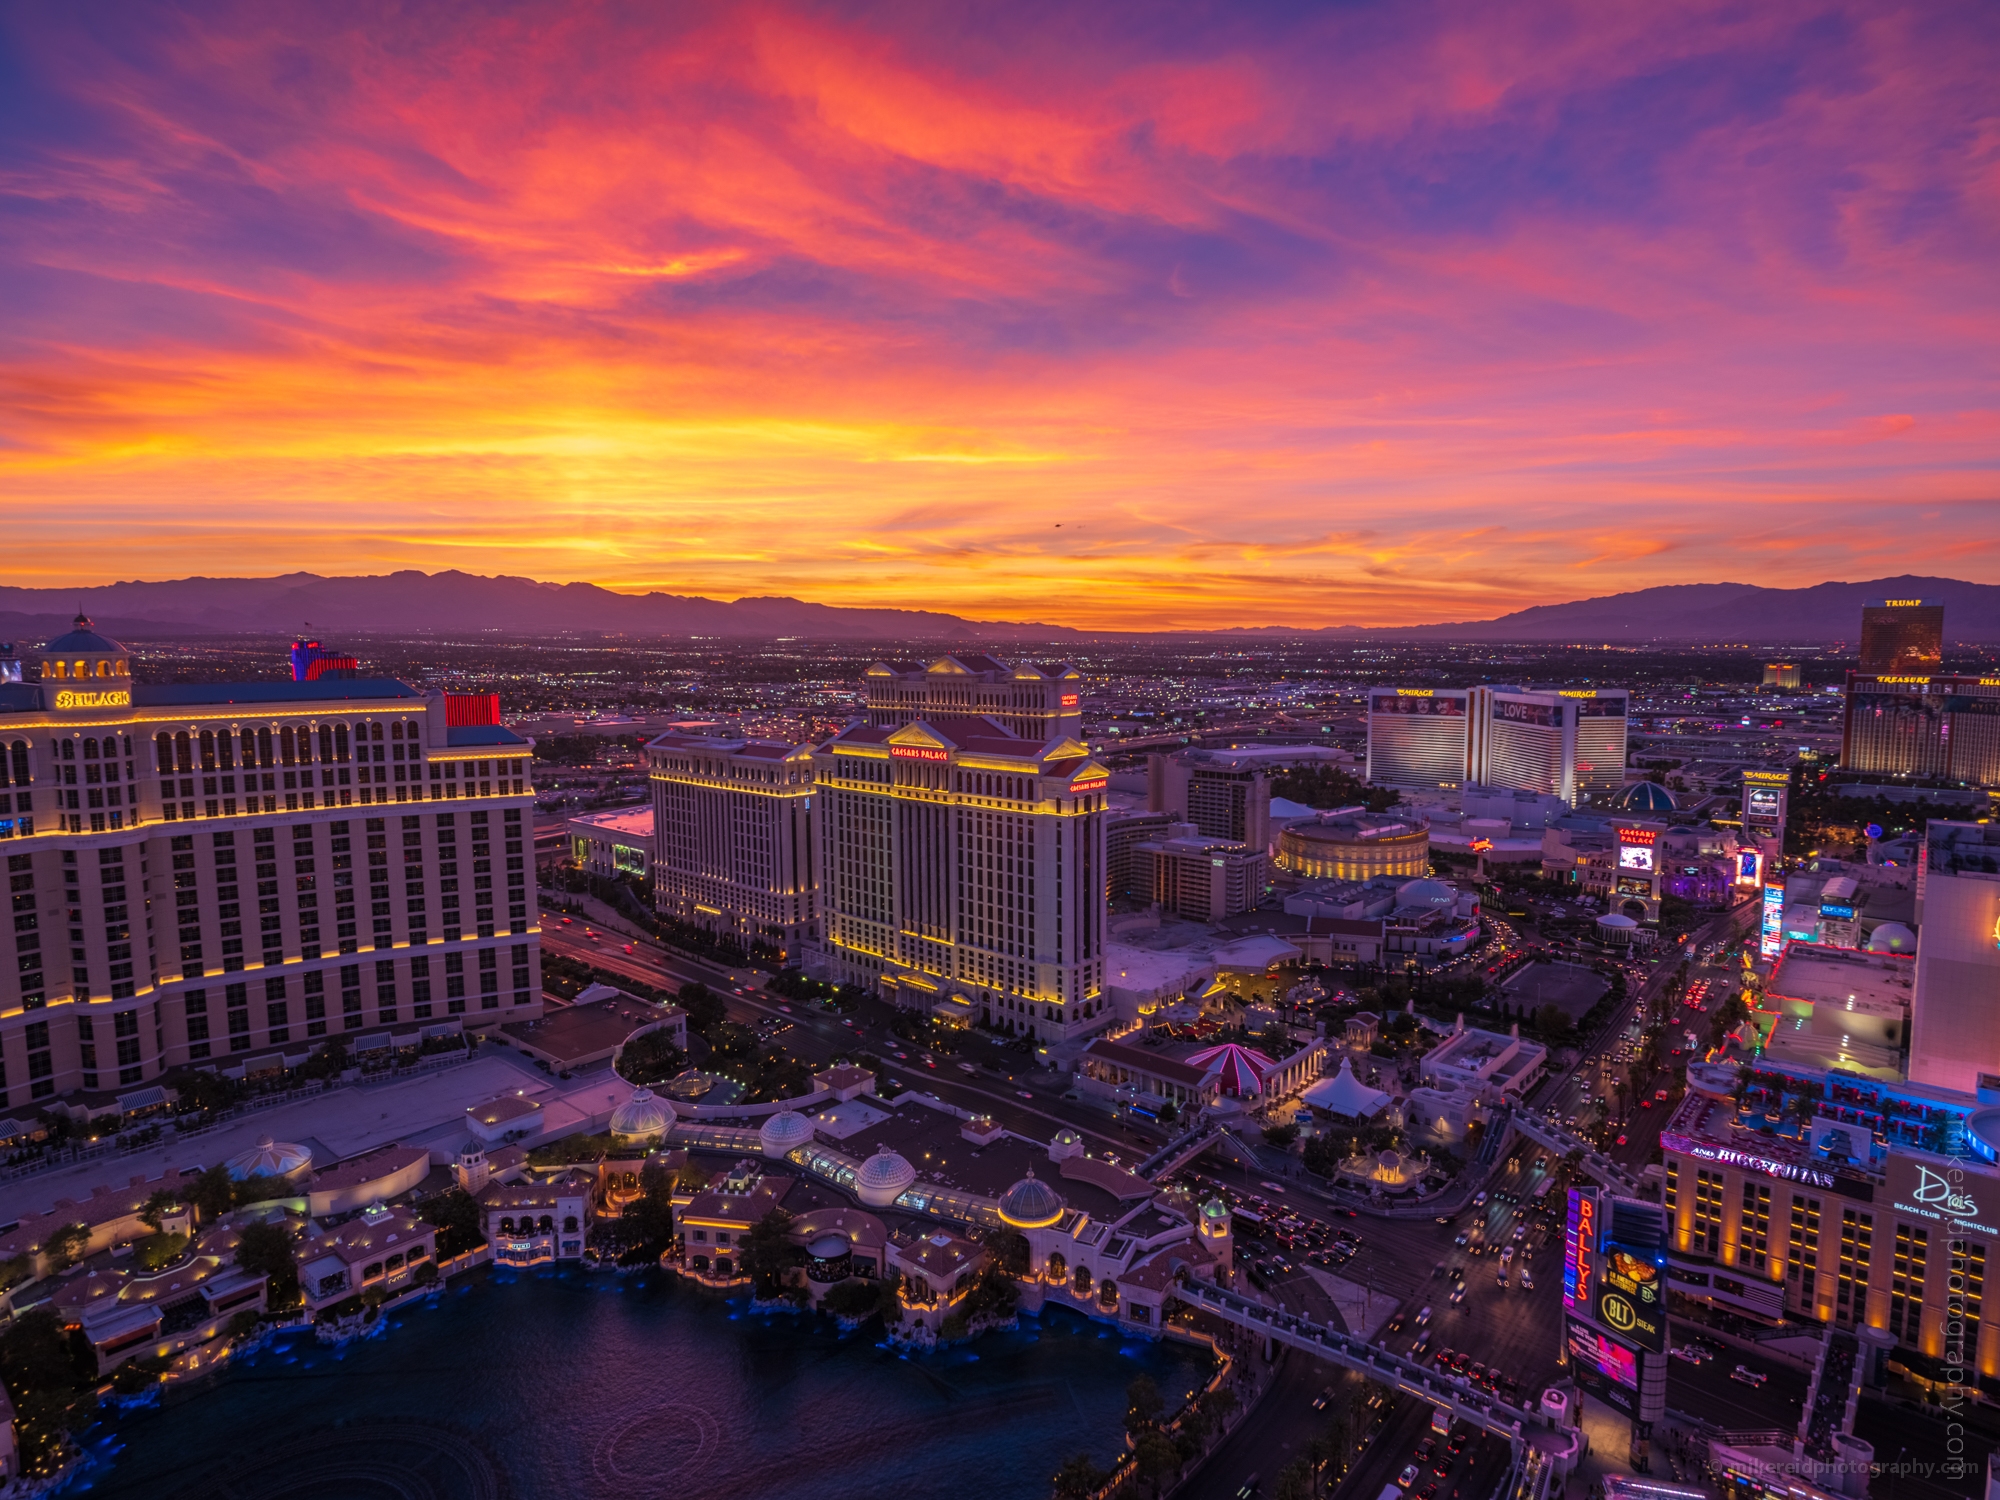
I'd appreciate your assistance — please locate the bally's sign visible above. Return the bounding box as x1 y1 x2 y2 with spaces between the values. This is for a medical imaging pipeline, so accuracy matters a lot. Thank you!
1889 1158 2000 1238
53 689 131 710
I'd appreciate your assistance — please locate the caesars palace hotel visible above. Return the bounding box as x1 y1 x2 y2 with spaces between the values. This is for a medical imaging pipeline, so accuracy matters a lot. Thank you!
0 618 542 1109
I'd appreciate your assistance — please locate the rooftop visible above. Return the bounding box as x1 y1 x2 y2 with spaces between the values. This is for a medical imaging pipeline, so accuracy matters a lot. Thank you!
567 805 656 838
1765 944 1914 1019
499 991 675 1067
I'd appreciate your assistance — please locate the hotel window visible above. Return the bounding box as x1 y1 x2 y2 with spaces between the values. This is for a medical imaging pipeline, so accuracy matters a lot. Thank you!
1956 1242 1986 1341
1890 1224 1928 1342
1739 1183 1772 1272
1692 1169 1723 1256
1788 1197 1821 1307
1837 1209 1874 1326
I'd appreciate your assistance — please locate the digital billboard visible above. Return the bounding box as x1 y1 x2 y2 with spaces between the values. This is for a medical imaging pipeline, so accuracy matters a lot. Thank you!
1567 1325 1639 1391
1745 787 1782 822
1596 1237 1668 1351
1619 844 1655 872
1760 882 1785 958
1737 849 1762 886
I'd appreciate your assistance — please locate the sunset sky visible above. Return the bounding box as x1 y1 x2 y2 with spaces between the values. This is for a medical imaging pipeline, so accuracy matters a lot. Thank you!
3 2 1997 629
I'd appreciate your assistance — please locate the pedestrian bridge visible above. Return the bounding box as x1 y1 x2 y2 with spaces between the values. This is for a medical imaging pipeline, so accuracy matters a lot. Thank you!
1508 1112 1644 1197
1170 1279 1582 1477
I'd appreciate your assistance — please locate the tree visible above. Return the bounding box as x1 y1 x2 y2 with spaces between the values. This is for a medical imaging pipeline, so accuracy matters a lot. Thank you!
43 1222 90 1271
621 1159 677 1250
821 1279 879 1318
739 1208 798 1295
1133 1429 1181 1498
139 1188 183 1232
416 1188 487 1258
235 1220 301 1306
1275 1458 1316 1500
675 981 727 1033
0 1307 97 1474
1053 1453 1108 1499
189 1163 235 1223
1125 1373 1164 1434
616 1028 689 1087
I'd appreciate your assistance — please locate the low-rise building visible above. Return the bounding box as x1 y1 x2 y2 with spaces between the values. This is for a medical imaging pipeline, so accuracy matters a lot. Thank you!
677 1158 794 1277
480 1170 593 1266
565 804 654 880
1419 1018 1548 1101
297 1205 438 1313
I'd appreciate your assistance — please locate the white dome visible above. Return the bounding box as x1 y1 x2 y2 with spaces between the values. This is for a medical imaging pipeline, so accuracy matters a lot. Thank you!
853 1145 917 1207
1597 912 1639 929
227 1133 312 1181
1866 922 1917 954
609 1087 674 1142
759 1110 813 1160
1396 878 1457 909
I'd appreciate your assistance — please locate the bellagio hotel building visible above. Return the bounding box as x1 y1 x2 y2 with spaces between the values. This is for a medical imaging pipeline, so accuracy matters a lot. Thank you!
807 655 1111 1046
0 618 542 1110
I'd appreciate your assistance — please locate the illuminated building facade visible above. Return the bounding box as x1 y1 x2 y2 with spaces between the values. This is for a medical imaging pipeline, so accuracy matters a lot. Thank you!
0 618 541 1108
1858 600 1943 676
864 655 1083 742
1366 685 1628 805
807 698 1109 1044
645 733 817 955
1135 829 1264 923
1148 748 1273 852
1276 812 1430 881
1364 688 1470 790
1910 822 2000 1094
1762 663 1802 689
1840 674 2000 785
1661 1057 2000 1386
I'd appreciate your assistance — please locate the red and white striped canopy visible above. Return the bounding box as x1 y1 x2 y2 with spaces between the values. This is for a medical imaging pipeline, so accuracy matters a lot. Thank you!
1186 1043 1278 1097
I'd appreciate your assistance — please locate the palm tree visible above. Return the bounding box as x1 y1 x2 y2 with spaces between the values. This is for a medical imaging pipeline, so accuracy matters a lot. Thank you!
1052 1453 1106 1499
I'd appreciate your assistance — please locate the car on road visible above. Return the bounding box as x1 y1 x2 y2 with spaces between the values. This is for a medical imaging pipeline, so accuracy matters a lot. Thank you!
957 1063 978 1075
1520 1271 1534 1291
1312 1386 1334 1410
1454 1233 1469 1247
1730 1365 1768 1387
1449 1285 1466 1304
1260 1181 1285 1192
1236 1478 1261 1500
1018 1090 1033 1099
1433 1261 1448 1278
1398 1465 1421 1489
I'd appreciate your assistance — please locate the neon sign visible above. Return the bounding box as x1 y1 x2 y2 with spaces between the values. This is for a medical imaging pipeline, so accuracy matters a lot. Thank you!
1069 775 1108 793
1617 828 1655 845
1557 690 1598 699
53 689 130 709
1395 688 1434 697
1875 676 1930 685
1060 694 1079 708
890 746 949 762
1660 1132 1836 1188
1883 599 1923 607
1563 1188 1595 1310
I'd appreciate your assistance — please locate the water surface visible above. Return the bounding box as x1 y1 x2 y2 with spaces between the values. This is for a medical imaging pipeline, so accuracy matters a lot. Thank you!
80 1267 1208 1499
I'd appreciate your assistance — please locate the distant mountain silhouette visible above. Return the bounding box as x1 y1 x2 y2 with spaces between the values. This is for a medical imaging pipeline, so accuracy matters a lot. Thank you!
1219 575 2000 643
0 571 1081 642
0 570 1996 644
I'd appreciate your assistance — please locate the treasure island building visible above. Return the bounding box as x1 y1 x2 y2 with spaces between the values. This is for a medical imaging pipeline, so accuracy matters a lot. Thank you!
0 618 542 1108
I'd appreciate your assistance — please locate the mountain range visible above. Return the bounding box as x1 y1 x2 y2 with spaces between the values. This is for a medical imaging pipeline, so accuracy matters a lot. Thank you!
2 571 1997 644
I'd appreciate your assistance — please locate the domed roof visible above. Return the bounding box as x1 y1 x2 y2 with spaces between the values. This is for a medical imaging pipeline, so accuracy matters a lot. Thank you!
759 1110 814 1159
42 613 125 656
853 1145 917 1208
1395 878 1457 909
807 1232 851 1259
1596 912 1639 929
1866 922 1917 954
227 1133 312 1180
1612 781 1677 812
997 1167 1065 1229
1200 1197 1230 1223
609 1087 674 1141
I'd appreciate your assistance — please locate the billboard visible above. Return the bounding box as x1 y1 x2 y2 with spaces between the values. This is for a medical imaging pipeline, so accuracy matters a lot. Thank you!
1737 849 1762 886
1596 1236 1668 1351
1745 787 1782 822
1371 694 1464 716
1619 844 1655 872
1760 882 1785 958
1568 1325 1639 1391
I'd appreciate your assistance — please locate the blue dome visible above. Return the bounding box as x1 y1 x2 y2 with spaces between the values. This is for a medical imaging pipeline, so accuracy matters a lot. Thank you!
42 614 125 655
1613 782 1677 812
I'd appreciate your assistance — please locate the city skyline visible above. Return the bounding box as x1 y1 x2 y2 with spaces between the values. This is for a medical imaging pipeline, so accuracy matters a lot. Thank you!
4 3 1998 629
